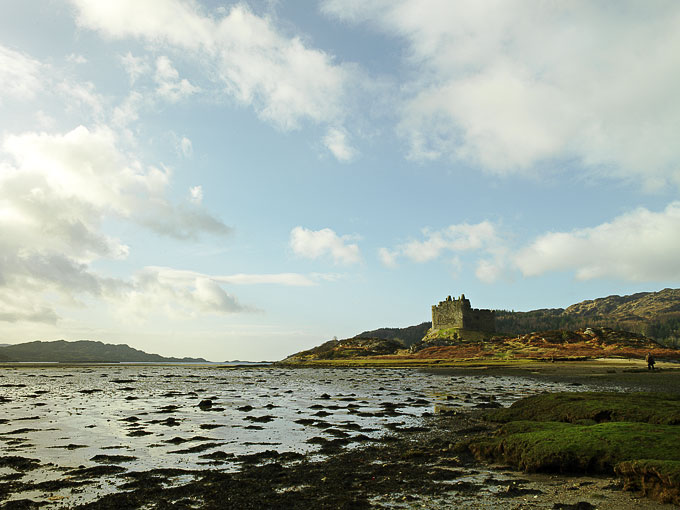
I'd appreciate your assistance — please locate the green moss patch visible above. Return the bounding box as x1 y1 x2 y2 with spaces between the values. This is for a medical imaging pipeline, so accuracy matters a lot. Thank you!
471 421 680 472
488 391 680 425
470 392 680 505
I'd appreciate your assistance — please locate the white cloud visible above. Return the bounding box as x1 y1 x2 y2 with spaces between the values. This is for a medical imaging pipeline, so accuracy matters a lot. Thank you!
323 1 680 187
71 1 354 131
475 258 503 284
67 53 88 64
115 267 329 320
0 125 231 323
323 127 356 162
0 44 43 102
123 267 247 318
189 185 202 204
290 226 361 265
112 91 144 127
3 125 230 239
380 220 507 282
35 110 56 130
120 52 150 84
180 136 193 157
154 56 199 103
378 247 398 268
515 202 680 282
58 80 105 119
144 267 319 287
400 221 498 263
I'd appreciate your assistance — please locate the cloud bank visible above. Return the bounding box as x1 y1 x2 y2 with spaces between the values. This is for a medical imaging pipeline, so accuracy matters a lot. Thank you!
322 0 680 187
70 0 355 153
0 124 233 323
515 202 680 282
0 45 43 102
380 221 505 282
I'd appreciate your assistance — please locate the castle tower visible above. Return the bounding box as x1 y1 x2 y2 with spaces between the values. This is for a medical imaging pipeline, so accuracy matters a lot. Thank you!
431 294 495 332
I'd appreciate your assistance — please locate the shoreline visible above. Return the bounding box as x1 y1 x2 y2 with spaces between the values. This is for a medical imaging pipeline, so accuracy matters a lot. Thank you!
422 358 680 394
2 360 678 508
58 408 678 509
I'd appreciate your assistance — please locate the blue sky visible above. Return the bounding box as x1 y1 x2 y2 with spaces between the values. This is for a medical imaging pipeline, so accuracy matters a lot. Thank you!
1 1 679 361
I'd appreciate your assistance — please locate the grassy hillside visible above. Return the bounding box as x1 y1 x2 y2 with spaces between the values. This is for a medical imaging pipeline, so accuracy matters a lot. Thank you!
496 288 680 347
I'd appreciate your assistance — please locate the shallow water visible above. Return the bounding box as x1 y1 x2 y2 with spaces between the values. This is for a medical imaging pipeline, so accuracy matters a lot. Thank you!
0 365 591 507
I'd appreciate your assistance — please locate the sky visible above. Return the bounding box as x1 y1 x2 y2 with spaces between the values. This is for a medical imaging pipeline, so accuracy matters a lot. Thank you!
1 1 680 361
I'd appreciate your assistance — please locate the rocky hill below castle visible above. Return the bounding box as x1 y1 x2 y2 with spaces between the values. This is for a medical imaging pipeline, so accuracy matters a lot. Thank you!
349 288 680 348
281 288 680 364
280 326 679 364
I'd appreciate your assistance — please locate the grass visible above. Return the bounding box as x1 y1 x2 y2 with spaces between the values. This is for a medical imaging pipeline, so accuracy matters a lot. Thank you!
423 328 492 342
471 421 680 472
488 391 680 425
469 392 680 504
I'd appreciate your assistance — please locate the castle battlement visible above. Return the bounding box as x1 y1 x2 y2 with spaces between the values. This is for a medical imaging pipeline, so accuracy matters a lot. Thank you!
431 294 495 332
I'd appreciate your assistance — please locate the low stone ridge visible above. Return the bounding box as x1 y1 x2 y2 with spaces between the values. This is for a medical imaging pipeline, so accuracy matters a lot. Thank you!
280 337 405 362
0 340 207 363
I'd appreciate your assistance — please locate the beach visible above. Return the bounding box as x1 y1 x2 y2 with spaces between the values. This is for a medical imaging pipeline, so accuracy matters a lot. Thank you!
0 359 678 508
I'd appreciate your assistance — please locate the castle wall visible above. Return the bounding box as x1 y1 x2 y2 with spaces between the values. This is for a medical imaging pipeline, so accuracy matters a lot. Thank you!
431 300 465 329
431 294 495 332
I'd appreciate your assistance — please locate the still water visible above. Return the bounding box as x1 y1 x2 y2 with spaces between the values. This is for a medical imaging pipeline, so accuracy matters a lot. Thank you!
0 365 589 506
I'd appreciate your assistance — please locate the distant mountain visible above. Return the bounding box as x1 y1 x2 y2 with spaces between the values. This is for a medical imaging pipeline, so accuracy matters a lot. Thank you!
0 340 207 363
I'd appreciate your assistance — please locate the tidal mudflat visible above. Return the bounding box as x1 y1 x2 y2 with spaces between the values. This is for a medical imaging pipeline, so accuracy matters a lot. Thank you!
0 364 672 508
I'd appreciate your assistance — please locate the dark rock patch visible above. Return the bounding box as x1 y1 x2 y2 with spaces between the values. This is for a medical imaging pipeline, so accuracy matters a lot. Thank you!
0 456 41 471
90 454 137 464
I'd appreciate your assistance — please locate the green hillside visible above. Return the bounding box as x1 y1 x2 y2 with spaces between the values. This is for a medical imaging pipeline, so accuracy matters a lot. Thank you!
496 288 680 346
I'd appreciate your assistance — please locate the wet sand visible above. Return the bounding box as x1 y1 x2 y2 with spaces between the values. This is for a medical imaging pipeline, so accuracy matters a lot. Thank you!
0 360 677 509
424 358 680 394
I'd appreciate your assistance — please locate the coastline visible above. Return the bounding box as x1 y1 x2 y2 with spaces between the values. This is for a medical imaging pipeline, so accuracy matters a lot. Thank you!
67 407 678 510
1 359 678 508
65 361 678 509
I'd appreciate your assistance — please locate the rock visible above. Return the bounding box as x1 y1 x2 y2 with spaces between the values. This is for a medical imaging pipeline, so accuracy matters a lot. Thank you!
553 503 596 510
198 399 213 410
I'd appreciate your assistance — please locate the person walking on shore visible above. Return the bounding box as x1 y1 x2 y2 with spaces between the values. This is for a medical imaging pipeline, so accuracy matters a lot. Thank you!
646 352 655 370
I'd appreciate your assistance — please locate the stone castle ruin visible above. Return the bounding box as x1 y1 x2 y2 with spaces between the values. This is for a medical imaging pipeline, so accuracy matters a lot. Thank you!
431 294 495 332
